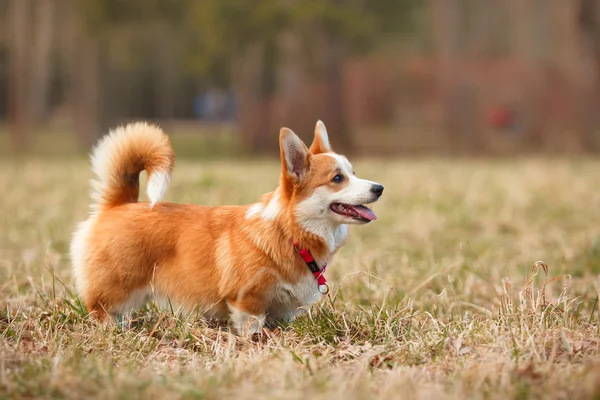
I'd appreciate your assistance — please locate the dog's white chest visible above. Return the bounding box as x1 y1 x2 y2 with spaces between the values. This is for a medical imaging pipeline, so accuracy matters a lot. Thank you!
268 272 322 321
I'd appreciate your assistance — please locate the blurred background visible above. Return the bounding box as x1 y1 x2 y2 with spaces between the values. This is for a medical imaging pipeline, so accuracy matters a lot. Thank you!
1 0 600 157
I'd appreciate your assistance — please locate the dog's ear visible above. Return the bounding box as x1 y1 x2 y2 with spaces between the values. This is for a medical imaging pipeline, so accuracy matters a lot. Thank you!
280 128 311 181
310 120 332 154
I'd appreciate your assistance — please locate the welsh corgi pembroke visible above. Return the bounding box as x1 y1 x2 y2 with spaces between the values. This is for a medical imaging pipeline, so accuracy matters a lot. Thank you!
70 120 384 335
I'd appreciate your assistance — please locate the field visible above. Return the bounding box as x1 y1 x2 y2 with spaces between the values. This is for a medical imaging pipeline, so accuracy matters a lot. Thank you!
2 154 600 399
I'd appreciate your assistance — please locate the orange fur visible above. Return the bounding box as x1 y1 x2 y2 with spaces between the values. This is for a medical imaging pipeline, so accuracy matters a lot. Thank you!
71 120 382 335
89 122 174 210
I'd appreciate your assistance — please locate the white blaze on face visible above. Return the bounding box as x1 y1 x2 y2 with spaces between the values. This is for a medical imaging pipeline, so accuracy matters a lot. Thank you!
323 154 379 206
294 153 379 249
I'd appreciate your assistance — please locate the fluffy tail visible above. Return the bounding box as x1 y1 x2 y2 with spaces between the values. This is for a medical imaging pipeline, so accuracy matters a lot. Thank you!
89 122 174 209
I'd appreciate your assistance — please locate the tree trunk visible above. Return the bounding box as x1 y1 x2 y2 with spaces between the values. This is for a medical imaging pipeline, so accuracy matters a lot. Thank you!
576 0 600 150
68 17 101 149
154 26 177 124
431 0 461 149
275 28 310 137
30 0 55 127
510 0 545 148
7 0 30 151
233 41 274 154
321 26 353 154
469 0 491 57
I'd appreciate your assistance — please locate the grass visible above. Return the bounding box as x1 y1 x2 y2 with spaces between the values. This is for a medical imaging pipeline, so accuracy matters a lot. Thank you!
2 155 600 399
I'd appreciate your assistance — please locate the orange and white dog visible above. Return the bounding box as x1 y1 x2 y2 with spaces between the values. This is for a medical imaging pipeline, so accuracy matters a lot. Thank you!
70 120 383 335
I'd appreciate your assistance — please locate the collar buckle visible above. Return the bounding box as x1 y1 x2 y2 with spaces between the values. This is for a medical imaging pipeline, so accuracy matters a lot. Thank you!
318 282 329 295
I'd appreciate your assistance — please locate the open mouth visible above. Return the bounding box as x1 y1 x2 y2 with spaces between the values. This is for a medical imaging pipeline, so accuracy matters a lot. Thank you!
330 203 377 222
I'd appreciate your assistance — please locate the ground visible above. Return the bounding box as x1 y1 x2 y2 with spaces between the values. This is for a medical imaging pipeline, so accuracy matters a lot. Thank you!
2 155 600 399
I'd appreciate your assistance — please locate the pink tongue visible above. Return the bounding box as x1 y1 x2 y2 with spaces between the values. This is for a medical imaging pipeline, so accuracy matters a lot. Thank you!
350 205 377 221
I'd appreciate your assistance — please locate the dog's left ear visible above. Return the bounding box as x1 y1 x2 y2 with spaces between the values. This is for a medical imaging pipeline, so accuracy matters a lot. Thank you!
280 127 311 181
310 120 332 154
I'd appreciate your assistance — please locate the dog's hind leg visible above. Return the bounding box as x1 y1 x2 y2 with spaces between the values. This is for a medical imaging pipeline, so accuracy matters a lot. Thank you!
85 285 151 325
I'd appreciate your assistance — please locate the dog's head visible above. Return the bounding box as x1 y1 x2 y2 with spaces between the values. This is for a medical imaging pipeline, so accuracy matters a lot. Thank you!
280 121 384 228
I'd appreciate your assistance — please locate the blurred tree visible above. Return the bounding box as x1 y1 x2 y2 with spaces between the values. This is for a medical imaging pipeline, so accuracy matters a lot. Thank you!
509 0 545 148
5 0 417 152
431 0 460 148
577 0 600 150
30 0 56 127
184 0 418 153
183 1 286 153
7 0 30 151
67 0 189 146
285 0 419 153
65 1 101 147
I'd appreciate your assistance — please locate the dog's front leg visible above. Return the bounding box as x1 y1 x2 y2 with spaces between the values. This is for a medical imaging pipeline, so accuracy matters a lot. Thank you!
226 298 266 336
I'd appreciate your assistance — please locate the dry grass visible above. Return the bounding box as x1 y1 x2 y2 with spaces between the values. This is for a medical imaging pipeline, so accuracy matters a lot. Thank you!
2 156 600 399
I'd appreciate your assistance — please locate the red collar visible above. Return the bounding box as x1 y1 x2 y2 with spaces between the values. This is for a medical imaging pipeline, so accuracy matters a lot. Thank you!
293 241 329 295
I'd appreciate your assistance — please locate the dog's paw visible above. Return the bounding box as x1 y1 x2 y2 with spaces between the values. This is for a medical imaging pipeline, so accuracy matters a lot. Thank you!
250 327 281 343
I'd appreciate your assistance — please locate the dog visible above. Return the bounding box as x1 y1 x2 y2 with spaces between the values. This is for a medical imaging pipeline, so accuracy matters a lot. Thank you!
70 120 384 335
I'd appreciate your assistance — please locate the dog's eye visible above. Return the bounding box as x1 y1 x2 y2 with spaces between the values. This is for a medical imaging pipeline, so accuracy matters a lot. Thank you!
332 174 344 183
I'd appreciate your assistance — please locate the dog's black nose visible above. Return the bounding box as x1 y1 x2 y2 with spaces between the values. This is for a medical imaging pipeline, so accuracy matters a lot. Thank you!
370 184 384 197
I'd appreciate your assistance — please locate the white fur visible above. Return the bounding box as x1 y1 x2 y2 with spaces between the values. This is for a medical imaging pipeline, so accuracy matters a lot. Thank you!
333 224 349 249
323 153 380 206
89 132 118 207
335 176 380 205
147 170 170 207
245 191 281 220
324 153 352 173
268 271 322 322
294 202 349 251
295 190 343 250
70 217 96 296
261 191 280 220
111 286 152 318
245 203 263 219
228 303 265 335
